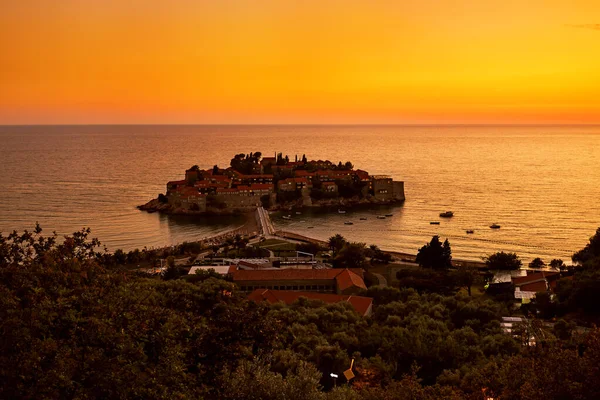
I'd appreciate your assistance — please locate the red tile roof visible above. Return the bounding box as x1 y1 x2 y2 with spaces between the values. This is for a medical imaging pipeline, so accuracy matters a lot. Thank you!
248 289 373 316
512 272 559 286
230 267 366 292
167 180 187 186
336 269 367 291
295 170 316 177
519 281 548 293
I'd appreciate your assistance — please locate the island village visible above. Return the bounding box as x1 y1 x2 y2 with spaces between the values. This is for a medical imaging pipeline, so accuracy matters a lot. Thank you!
136 151 582 343
140 152 405 214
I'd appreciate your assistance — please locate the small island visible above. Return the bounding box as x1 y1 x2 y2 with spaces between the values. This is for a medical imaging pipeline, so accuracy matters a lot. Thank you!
139 152 405 215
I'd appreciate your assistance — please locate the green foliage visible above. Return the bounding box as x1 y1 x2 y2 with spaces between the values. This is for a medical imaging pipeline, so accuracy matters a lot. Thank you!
550 258 566 270
328 234 346 256
276 189 302 204
395 268 459 295
485 251 522 270
367 245 392 265
528 257 546 269
334 242 367 269
335 179 366 199
4 225 600 399
572 227 600 264
230 152 262 174
415 236 452 269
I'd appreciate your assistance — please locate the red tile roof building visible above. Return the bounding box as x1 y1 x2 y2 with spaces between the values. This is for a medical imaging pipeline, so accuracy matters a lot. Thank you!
230 267 367 295
511 271 562 301
248 289 373 316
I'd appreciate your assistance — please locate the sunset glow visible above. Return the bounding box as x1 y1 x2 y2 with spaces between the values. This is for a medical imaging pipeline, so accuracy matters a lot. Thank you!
1 0 600 124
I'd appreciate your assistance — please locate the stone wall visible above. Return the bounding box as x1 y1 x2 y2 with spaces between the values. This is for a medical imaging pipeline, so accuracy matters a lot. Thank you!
392 181 405 201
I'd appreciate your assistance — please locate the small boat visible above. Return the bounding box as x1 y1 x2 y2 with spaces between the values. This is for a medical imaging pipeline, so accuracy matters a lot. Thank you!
282 215 291 220
307 226 314 229
377 216 386 219
385 213 393 217
439 211 454 218
490 223 501 229
295 211 302 215
430 221 440 225
344 221 354 225
338 209 346 214
466 230 474 234
359 217 367 221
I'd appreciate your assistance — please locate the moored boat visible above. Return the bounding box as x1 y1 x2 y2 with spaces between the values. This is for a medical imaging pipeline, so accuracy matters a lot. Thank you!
466 229 474 234
490 223 501 229
430 221 440 225
377 215 386 219
344 221 354 225
360 217 367 220
439 211 454 218
338 209 346 214
282 215 291 220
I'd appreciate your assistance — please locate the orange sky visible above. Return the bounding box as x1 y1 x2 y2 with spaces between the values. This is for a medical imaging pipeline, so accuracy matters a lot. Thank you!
1 0 600 124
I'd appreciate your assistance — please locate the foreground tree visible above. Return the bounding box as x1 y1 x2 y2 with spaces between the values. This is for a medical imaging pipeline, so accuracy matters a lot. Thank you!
415 236 452 269
485 251 522 270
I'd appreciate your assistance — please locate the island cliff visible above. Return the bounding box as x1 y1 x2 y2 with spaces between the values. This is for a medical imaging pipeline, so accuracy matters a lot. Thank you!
138 152 405 215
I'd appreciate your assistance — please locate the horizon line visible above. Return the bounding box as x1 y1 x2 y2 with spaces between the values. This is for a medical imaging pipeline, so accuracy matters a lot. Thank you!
2 123 600 127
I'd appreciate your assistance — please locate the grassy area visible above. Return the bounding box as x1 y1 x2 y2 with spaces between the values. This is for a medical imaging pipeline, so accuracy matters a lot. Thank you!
258 239 297 252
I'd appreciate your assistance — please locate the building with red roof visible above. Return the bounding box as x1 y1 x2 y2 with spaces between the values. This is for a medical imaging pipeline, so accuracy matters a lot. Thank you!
229 267 366 295
511 271 562 302
248 289 373 316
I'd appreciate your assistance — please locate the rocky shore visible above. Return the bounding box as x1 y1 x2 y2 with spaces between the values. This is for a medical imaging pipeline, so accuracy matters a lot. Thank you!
137 198 253 216
139 194 404 216
272 194 405 211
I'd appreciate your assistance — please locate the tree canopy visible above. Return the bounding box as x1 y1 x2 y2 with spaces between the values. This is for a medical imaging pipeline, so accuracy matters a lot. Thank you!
3 225 600 399
485 251 522 270
415 236 452 269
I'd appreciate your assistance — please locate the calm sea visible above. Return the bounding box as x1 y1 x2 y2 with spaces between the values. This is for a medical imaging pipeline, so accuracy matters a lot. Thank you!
1 125 599 262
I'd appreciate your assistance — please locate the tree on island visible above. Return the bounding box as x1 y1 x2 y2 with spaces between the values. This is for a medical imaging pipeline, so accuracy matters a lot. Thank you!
485 251 522 270
415 236 452 269
528 257 546 270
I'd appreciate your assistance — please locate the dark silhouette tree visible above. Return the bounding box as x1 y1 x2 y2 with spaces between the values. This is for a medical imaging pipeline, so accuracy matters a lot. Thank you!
328 234 346 257
550 258 565 270
572 227 600 264
528 257 546 269
416 236 452 269
485 251 522 270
